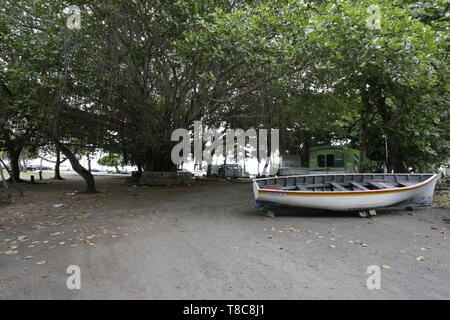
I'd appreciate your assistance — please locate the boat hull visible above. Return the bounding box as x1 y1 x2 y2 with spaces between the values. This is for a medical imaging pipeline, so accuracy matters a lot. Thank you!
253 174 438 211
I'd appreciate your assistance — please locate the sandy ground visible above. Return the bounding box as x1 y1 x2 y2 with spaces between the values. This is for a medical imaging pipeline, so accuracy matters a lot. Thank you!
0 174 449 299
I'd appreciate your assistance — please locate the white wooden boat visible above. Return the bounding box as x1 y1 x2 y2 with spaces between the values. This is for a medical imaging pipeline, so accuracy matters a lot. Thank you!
253 173 438 211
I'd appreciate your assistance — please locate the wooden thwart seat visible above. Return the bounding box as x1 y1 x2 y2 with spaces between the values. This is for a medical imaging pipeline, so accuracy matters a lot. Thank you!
330 182 347 191
350 182 369 191
368 181 396 189
394 176 416 188
397 181 416 187
296 184 309 191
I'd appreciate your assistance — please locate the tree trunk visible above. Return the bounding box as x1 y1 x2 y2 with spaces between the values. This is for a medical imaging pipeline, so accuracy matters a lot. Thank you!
53 145 64 180
206 146 215 177
142 146 176 172
0 158 24 197
360 86 371 169
303 131 311 167
7 147 22 182
21 157 27 172
18 156 23 172
207 164 212 177
222 159 227 178
55 142 97 193
389 139 409 173
87 154 92 172
0 159 11 203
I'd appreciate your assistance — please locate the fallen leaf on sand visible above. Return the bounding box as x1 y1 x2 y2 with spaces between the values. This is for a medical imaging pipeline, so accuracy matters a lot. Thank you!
25 256 33 259
36 261 46 265
329 245 336 248
416 256 425 261
382 265 391 269
282 226 297 232
17 236 28 241
4 250 18 255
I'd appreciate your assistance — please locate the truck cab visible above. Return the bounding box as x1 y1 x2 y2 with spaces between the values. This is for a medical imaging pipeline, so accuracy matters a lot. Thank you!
308 146 361 173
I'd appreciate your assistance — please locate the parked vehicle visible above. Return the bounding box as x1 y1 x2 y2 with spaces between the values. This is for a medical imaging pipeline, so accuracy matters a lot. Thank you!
278 146 361 176
211 164 249 178
26 165 52 171
192 170 206 177
278 155 310 176
309 146 361 173
175 169 192 178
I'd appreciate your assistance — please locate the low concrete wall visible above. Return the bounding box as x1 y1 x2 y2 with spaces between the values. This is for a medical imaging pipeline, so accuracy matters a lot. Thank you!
137 171 192 186
126 171 141 184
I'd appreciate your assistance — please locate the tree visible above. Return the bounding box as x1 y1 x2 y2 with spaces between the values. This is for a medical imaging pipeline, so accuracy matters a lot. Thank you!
187 0 448 171
1 0 448 185
98 154 122 173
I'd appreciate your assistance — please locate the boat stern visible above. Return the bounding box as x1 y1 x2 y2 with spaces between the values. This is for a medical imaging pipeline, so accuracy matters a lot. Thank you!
398 174 439 207
252 180 260 201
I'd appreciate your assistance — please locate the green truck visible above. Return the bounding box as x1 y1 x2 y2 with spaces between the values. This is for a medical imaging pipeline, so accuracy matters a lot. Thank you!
279 145 361 176
309 146 361 173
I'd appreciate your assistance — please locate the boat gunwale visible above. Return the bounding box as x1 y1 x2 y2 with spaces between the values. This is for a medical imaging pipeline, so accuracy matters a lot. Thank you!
255 173 438 196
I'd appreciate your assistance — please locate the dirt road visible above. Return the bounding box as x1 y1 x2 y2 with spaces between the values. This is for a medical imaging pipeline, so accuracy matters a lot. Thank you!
1 175 449 299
